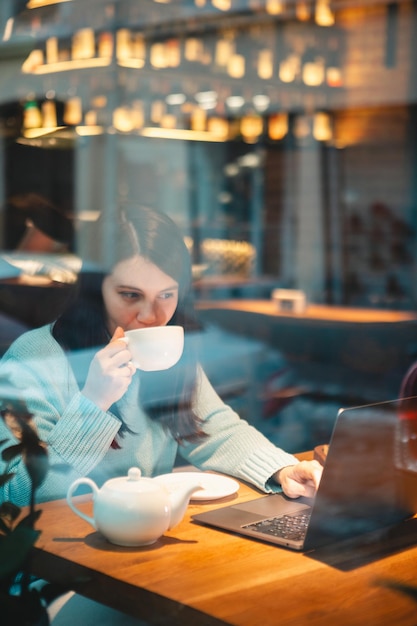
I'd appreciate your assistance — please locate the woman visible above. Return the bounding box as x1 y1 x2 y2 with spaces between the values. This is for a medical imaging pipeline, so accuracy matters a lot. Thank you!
0 206 322 506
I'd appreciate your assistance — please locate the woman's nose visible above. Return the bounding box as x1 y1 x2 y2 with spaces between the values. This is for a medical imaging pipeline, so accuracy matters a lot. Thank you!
136 301 157 324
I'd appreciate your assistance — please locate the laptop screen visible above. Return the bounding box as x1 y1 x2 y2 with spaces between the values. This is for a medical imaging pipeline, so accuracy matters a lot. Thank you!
304 396 417 549
193 397 417 551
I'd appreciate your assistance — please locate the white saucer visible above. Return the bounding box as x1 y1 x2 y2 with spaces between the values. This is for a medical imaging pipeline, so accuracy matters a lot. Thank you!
154 472 239 501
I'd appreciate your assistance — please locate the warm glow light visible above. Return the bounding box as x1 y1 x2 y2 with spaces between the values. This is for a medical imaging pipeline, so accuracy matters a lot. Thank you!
91 95 107 109
315 0 335 26
117 58 145 69
185 38 204 62
116 29 132 61
258 49 273 80
160 114 177 129
293 115 311 139
279 55 300 82
76 125 104 136
46 37 59 64
22 56 111 74
16 128 80 149
207 117 230 140
212 0 232 10
268 113 288 140
72 28 95 60
64 97 83 125
77 211 101 222
151 100 165 123
2 18 14 42
150 42 168 68
228 54 245 78
327 66 343 87
241 115 263 143
131 34 145 61
98 32 113 58
190 107 206 131
113 107 135 133
130 102 144 130
27 0 72 7
302 59 325 86
266 0 285 15
141 127 228 142
23 126 65 139
23 102 42 129
21 50 44 73
215 38 234 66
42 100 57 127
296 1 311 21
166 39 181 67
84 110 97 126
313 112 332 141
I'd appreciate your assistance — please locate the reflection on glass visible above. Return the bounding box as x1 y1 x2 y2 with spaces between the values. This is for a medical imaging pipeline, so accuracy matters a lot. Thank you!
396 401 417 474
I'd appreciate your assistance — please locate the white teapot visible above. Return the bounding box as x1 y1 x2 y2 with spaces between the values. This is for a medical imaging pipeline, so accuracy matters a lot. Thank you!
66 467 202 547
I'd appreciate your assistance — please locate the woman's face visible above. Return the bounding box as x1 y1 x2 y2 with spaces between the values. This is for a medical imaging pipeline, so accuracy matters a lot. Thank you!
102 255 179 334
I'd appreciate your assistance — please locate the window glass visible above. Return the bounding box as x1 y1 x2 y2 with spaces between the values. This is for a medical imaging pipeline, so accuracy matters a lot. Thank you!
0 0 416 453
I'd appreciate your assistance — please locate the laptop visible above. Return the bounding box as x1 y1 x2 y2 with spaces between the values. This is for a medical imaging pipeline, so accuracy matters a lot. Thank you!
192 396 417 551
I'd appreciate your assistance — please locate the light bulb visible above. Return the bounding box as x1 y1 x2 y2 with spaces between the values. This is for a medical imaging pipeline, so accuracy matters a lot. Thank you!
268 113 288 140
315 0 335 26
228 54 245 78
258 49 273 80
313 112 332 141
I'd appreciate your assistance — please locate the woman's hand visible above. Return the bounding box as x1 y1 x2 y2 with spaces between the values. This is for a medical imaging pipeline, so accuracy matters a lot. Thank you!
81 326 136 411
274 460 323 499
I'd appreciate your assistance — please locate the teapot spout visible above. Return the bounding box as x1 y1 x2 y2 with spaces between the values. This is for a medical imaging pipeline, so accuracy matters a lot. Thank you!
168 482 202 529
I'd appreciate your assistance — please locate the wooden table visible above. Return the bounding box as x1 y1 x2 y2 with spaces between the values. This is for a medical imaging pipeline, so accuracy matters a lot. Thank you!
28 453 417 626
195 299 417 324
195 299 417 404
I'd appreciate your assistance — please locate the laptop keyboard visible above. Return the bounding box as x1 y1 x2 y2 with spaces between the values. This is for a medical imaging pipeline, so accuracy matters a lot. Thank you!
243 512 311 542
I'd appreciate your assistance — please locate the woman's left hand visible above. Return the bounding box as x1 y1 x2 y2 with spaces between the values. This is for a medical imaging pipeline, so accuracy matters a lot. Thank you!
274 460 323 499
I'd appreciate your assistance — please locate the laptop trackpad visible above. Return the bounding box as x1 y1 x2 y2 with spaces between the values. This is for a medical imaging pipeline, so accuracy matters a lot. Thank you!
234 494 312 516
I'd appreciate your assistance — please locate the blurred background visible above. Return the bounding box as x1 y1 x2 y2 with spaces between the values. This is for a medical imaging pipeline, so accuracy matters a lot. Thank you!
1 0 417 452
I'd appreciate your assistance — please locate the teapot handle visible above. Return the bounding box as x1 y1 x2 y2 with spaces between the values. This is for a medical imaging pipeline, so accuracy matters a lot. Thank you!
66 478 98 529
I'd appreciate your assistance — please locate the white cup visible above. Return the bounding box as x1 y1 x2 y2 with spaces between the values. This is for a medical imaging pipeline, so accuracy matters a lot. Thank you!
124 326 184 371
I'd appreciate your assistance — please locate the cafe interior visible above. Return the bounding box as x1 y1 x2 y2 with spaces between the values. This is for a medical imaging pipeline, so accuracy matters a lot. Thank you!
2 0 417 451
1 1 417 625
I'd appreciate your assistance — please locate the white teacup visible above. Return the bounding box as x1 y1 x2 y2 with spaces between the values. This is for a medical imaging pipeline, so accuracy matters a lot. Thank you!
124 326 184 371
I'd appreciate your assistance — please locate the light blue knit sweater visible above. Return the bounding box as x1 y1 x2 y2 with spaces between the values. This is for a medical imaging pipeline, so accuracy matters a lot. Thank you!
0 325 298 505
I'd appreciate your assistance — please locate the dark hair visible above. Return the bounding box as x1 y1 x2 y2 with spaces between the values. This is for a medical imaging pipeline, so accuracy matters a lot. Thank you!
53 206 206 444
5 192 74 249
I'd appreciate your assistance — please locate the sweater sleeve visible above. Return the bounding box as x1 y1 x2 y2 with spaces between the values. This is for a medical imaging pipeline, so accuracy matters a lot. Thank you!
180 367 299 492
0 327 121 505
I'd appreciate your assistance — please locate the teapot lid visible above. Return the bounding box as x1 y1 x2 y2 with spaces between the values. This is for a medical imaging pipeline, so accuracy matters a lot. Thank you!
103 467 164 494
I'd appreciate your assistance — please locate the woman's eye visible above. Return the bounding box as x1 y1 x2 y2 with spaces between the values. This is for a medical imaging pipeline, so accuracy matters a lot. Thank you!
119 291 140 300
159 291 175 300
